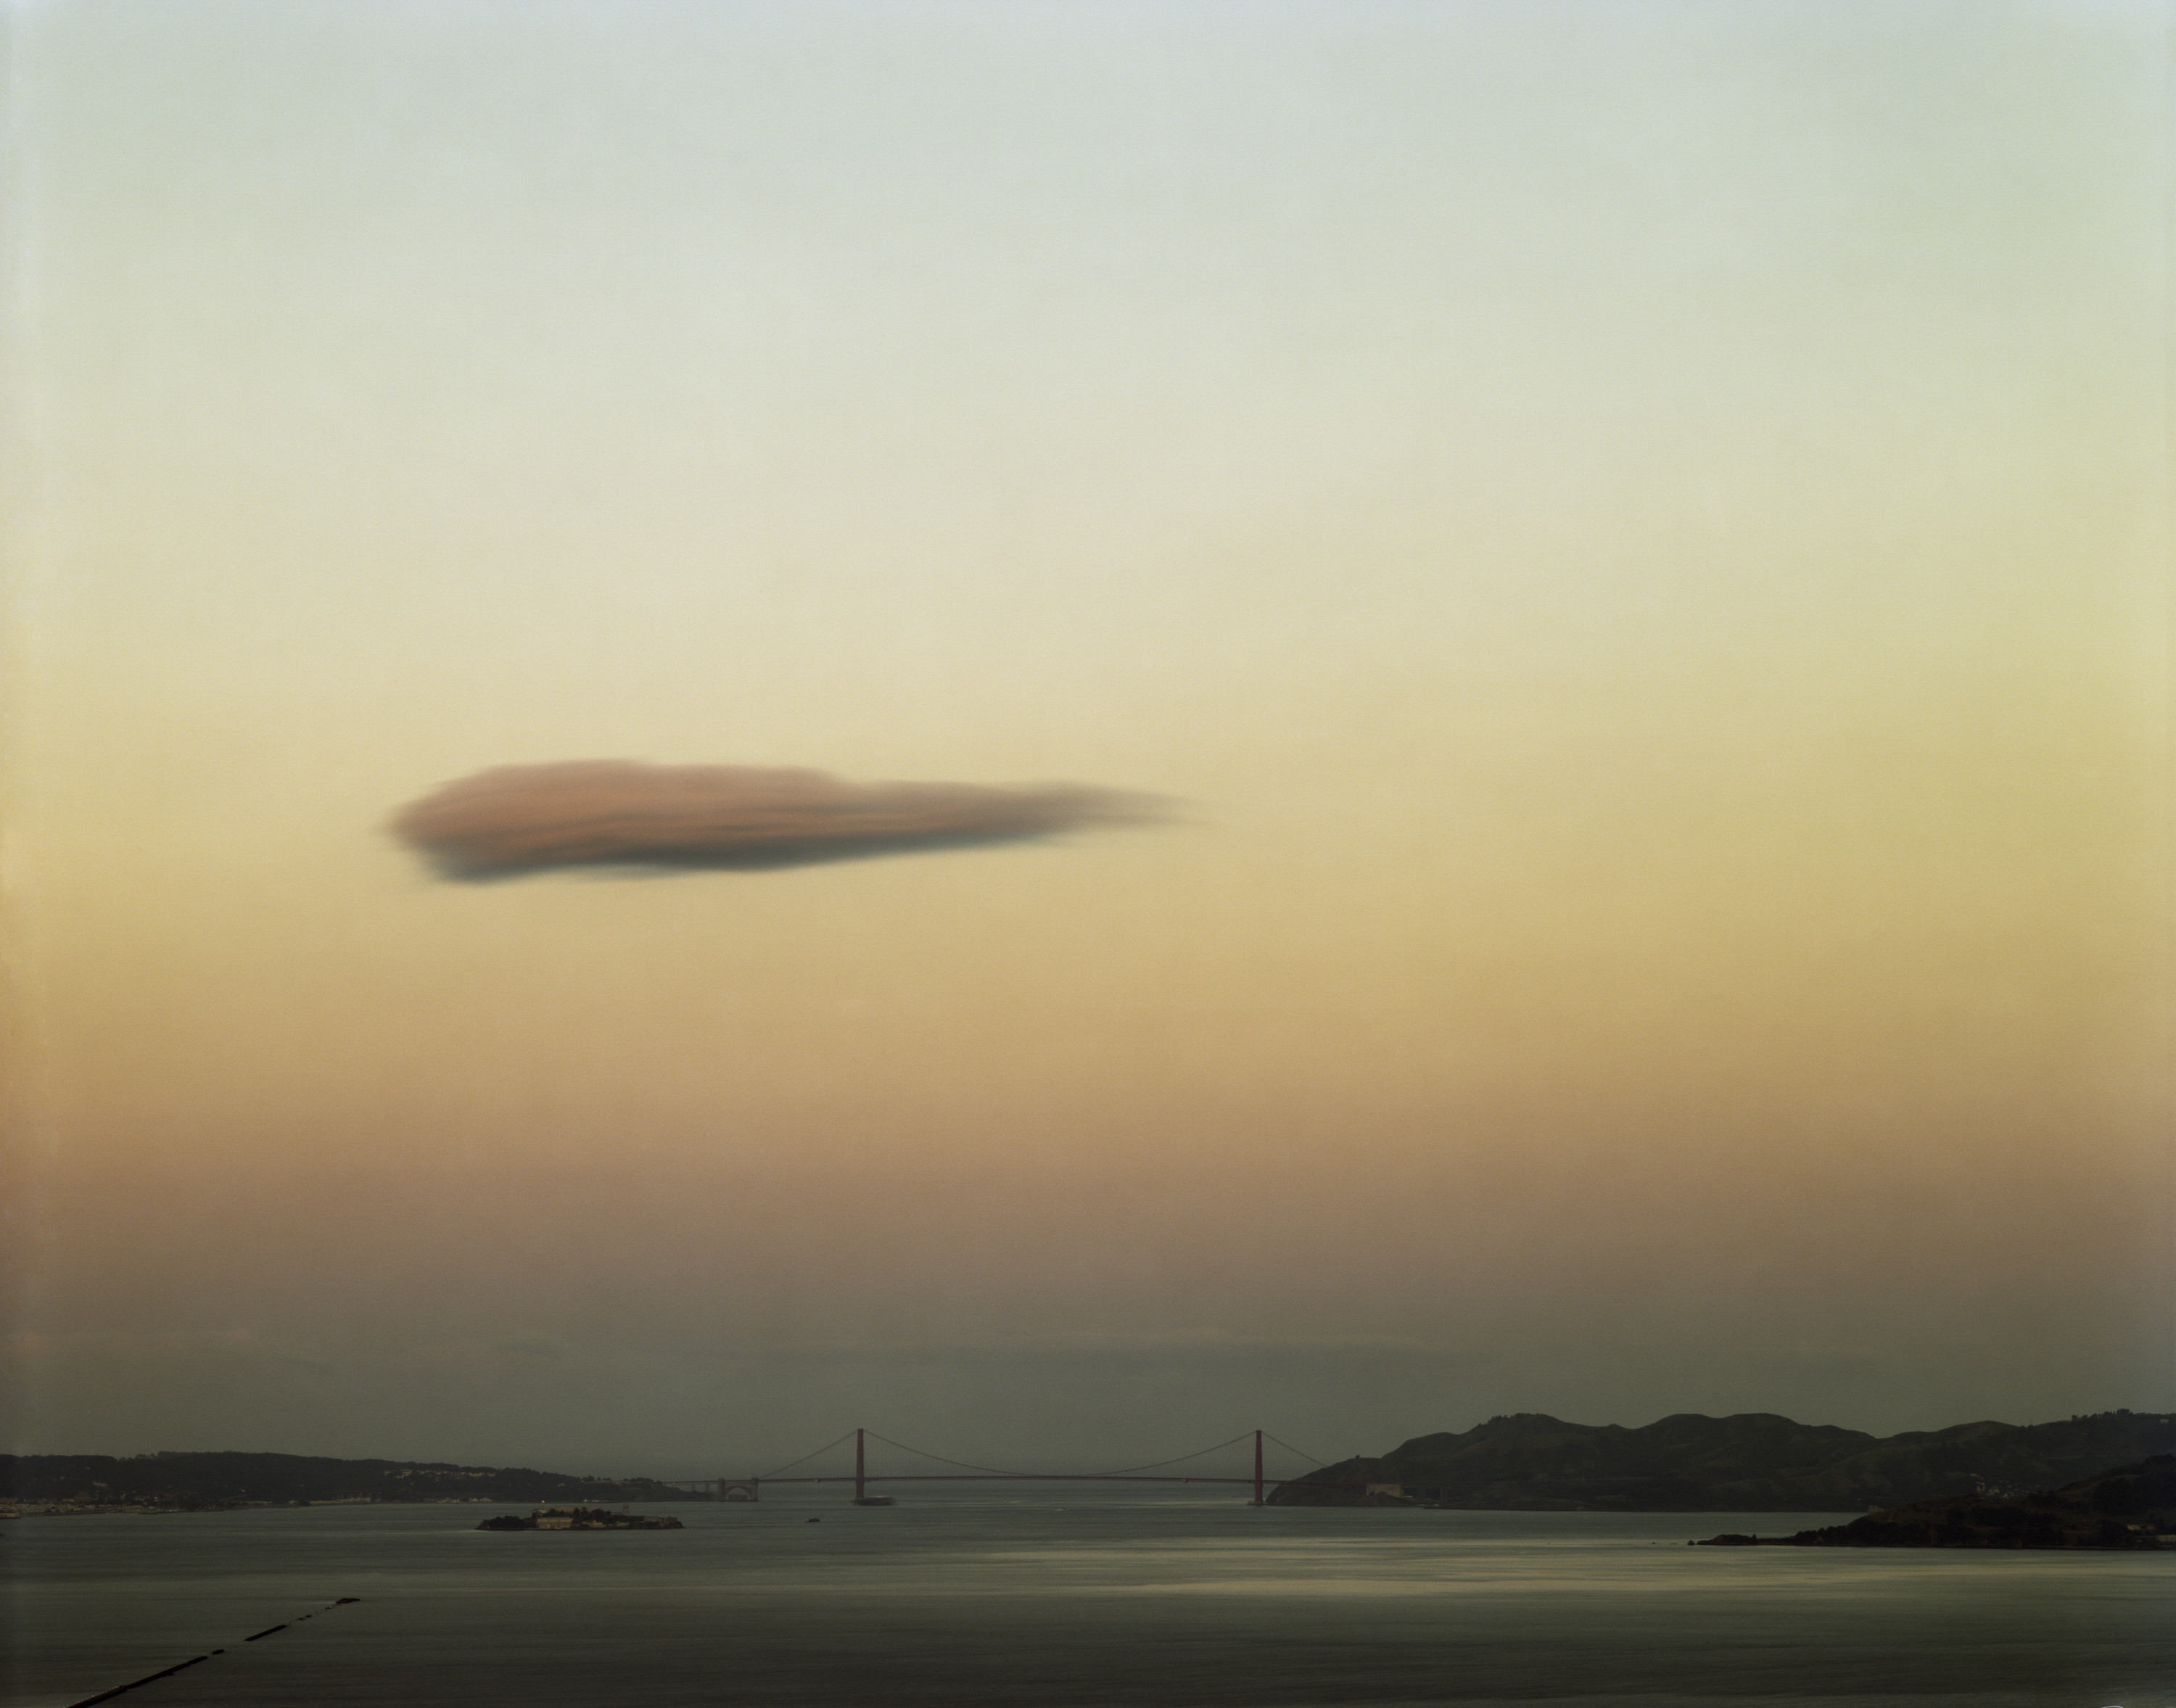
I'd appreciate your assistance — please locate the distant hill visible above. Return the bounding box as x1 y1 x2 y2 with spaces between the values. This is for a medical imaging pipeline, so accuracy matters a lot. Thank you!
0 1451 706 1512
1267 1409 2176 1513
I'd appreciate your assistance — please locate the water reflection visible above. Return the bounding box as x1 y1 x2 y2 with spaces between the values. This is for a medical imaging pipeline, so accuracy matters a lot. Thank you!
4 1485 2169 1707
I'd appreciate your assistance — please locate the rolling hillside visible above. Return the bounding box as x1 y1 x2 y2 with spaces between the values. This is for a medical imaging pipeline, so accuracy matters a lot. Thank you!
1268 1409 2176 1511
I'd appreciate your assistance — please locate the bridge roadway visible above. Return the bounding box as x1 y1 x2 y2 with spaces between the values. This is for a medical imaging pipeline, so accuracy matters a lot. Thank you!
664 1428 1319 1504
693 1474 1287 1487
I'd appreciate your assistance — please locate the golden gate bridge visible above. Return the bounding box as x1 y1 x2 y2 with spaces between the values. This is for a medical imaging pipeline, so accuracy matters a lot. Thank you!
662 1427 1332 1506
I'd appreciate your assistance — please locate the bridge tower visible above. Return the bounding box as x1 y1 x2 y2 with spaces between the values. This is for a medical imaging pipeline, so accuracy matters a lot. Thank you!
850 1427 894 1506
1252 1429 1264 1505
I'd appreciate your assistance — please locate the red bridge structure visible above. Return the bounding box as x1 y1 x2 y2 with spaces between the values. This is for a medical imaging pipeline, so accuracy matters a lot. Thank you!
664 1427 1329 1506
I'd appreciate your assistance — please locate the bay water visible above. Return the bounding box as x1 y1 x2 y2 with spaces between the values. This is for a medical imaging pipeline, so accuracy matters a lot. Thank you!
4 1486 2169 1707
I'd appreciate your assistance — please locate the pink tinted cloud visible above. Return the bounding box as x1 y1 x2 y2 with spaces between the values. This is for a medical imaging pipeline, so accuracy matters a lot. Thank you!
391 760 1164 879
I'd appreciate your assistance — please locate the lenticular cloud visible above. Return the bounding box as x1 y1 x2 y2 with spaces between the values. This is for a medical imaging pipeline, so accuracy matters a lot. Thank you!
391 760 1162 879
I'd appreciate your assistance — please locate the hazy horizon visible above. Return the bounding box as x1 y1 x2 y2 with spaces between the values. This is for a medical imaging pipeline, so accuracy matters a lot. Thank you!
4 0 2170 1480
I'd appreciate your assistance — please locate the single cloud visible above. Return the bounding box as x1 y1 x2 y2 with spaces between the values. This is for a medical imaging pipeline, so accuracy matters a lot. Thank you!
391 760 1165 880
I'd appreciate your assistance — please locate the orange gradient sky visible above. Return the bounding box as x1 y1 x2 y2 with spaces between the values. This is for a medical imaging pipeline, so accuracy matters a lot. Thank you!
4 0 2170 1474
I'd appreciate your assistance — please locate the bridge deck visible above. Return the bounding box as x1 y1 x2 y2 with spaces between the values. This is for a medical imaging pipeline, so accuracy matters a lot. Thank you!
666 1473 1292 1487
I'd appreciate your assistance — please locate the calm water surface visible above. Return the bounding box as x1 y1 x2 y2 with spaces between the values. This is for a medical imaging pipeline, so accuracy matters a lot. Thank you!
4 1487 2169 1707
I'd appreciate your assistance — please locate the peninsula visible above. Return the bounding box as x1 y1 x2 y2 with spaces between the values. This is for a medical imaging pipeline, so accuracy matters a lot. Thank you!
0 1451 706 1517
1693 1453 2175 1549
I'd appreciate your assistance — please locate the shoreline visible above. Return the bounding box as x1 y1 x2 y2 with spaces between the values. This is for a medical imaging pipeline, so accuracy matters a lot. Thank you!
3 1497 532 1518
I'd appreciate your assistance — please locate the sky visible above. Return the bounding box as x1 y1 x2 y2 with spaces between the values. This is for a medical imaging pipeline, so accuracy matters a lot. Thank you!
3 0 2170 1481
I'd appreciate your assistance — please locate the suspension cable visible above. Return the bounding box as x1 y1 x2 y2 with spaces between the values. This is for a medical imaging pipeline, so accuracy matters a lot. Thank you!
860 1429 1262 1480
1086 1435 1261 1477
757 1427 1335 1485
1261 1432 1333 1467
757 1430 859 1481
857 1432 1039 1477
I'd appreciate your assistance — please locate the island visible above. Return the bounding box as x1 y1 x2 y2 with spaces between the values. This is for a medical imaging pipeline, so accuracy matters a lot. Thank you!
477 1506 683 1531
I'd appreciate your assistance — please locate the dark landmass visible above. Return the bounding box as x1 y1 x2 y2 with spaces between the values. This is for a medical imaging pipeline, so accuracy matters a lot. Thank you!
478 1506 683 1531
1691 1454 2176 1549
1269 1409 2176 1512
0 1451 707 1514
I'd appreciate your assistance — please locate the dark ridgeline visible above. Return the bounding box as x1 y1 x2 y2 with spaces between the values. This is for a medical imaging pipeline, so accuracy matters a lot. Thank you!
14 1410 2174 1517
0 1451 710 1512
1694 1453 2176 1549
1267 1409 2176 1512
